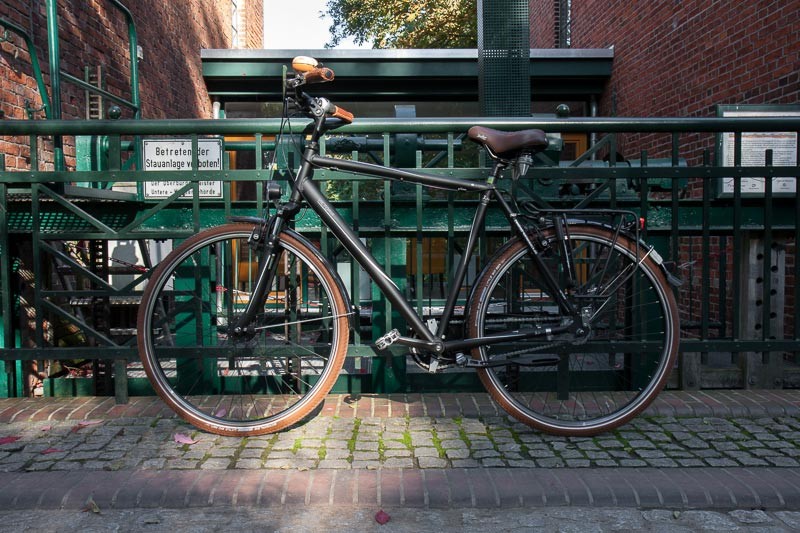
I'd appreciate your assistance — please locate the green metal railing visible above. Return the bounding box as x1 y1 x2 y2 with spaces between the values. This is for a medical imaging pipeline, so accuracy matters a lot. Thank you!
0 115 798 398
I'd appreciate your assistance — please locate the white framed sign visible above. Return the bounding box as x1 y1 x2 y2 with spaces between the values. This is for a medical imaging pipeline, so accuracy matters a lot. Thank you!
142 139 223 199
718 106 799 197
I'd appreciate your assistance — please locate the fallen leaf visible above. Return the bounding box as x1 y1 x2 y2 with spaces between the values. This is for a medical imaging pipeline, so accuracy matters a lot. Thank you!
213 407 227 418
173 433 199 445
0 436 21 445
71 420 103 433
40 425 52 432
83 496 101 514
41 448 63 455
375 509 391 525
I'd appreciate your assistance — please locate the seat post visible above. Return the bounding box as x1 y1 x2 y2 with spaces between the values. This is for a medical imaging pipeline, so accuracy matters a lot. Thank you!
488 160 506 185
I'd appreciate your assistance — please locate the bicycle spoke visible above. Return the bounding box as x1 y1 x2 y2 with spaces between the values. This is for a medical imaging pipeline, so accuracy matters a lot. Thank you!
468 226 678 436
138 225 349 435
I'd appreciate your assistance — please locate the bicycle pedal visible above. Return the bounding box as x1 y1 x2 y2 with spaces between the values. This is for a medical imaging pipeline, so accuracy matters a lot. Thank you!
375 329 401 351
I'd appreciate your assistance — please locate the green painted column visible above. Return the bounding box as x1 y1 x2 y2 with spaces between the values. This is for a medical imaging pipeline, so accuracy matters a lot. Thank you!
478 0 531 117
370 219 408 393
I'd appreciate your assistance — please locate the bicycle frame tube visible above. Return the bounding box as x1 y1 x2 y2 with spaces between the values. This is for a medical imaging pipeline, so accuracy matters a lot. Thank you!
267 118 578 351
294 154 498 345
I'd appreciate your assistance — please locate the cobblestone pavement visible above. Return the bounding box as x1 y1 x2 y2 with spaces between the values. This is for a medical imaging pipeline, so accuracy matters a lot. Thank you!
1 391 800 514
2 392 800 473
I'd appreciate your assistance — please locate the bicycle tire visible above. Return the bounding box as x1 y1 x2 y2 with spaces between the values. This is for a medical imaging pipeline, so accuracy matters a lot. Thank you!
137 223 349 436
466 225 679 436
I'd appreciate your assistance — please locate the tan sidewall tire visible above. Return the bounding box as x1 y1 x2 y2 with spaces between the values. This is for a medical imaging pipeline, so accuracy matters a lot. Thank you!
466 225 679 436
137 224 349 436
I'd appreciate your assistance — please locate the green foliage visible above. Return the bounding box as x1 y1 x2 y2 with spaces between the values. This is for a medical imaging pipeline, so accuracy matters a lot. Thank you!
324 0 477 49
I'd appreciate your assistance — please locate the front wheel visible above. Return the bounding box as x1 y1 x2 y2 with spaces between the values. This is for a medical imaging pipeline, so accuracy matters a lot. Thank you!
137 224 350 436
466 225 679 436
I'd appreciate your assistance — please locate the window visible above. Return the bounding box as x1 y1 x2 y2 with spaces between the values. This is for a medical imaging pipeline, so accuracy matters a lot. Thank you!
231 0 243 48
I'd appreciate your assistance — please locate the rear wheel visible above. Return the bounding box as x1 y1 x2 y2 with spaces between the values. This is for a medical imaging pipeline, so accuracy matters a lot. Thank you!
137 223 349 436
467 225 679 436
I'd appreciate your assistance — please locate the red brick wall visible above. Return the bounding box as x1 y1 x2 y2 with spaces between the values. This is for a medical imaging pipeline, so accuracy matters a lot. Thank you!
0 0 262 170
568 0 799 118
244 0 264 50
530 0 557 48
534 1 799 347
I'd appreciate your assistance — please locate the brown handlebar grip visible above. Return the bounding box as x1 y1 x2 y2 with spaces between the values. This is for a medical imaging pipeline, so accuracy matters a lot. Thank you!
303 67 335 84
331 105 354 124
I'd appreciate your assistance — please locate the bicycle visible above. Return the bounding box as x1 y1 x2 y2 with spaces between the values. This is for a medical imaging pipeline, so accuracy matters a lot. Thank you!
136 56 680 437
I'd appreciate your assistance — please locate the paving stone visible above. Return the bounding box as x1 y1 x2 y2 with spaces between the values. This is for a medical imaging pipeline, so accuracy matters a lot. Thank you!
200 457 232 469
165 459 200 469
317 459 351 469
645 458 679 467
418 457 448 468
324 448 350 460
140 458 167 469
626 440 656 449
436 448 465 460
383 448 412 458
565 459 591 467
473 448 502 459
49 461 82 471
765 456 800 467
234 458 263 469
619 459 647 467
352 451 379 461
414 447 440 458
676 458 705 467
382 457 414 468
528 449 556 458
238 448 265 459
350 461 381 469
536 458 564 468
451 459 481 468
729 509 773 524
263 458 293 469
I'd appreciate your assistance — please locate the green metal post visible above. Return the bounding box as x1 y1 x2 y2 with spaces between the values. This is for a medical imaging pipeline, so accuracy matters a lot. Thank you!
45 0 65 170
478 0 530 116
0 154 10 396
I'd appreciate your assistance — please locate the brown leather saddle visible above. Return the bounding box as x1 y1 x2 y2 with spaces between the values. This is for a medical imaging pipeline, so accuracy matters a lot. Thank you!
467 126 548 158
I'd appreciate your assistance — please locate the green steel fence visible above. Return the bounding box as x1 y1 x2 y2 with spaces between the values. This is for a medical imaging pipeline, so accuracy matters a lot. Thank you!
1 115 799 399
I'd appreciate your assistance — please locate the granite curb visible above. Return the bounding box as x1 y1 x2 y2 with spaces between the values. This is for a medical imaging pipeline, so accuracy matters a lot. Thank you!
1 467 799 511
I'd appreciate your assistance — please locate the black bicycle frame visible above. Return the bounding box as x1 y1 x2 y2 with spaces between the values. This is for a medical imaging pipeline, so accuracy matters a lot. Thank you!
241 119 580 356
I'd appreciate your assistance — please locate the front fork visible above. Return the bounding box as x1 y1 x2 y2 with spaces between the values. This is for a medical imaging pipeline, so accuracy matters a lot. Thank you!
230 213 288 337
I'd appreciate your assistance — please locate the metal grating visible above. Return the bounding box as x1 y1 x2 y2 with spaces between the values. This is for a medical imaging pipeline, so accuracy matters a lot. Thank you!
478 0 531 116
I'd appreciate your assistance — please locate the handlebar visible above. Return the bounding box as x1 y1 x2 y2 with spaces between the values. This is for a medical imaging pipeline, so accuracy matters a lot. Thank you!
330 105 354 124
303 67 335 85
288 56 355 125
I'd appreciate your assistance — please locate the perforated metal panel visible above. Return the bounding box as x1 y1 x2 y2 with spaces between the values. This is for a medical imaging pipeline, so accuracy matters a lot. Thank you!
478 0 531 116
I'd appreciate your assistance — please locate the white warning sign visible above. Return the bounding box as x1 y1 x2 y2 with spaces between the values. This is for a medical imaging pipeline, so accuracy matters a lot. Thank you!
143 139 223 199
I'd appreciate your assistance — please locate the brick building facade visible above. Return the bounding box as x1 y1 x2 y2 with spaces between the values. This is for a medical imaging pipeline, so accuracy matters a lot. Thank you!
0 0 263 169
532 0 799 372
561 0 798 118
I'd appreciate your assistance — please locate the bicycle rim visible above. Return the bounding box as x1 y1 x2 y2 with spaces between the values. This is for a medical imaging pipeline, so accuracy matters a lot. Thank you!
137 224 349 435
468 225 679 436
